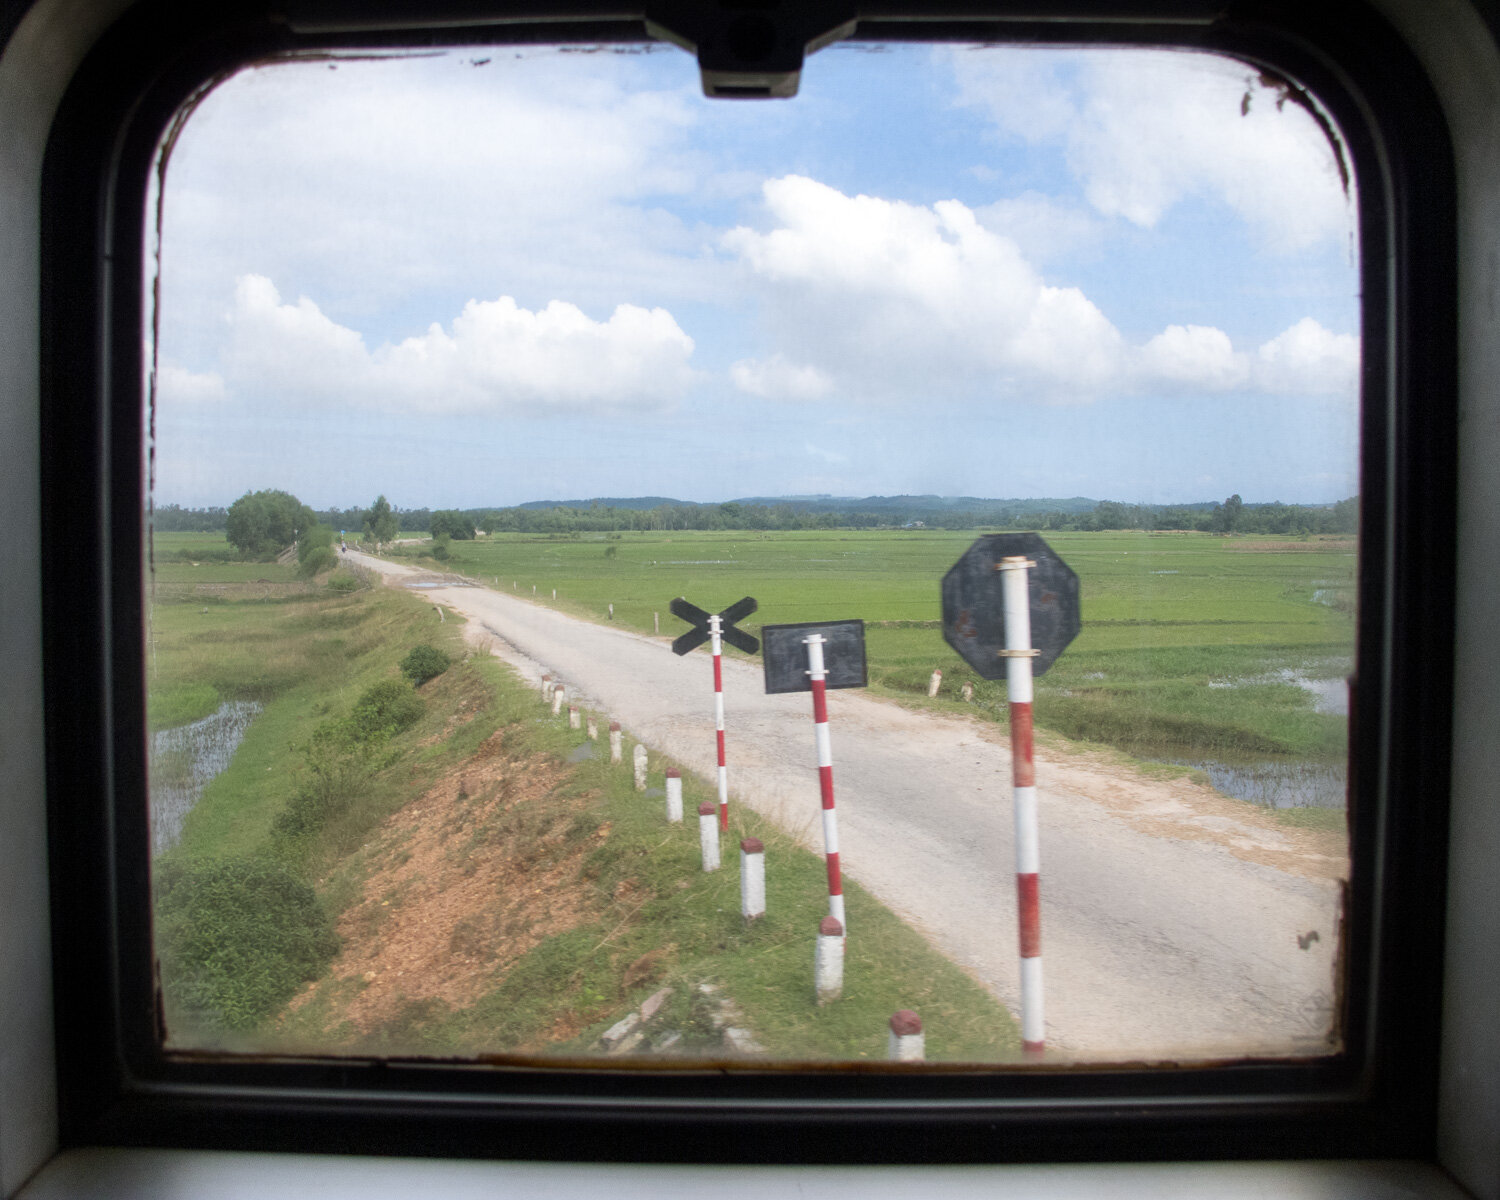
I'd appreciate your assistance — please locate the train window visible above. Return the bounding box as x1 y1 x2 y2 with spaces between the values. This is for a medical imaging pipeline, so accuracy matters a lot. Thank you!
42 0 1454 1162
144 40 1357 1067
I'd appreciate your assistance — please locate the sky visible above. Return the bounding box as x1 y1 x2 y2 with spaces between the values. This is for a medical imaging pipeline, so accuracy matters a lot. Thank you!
149 41 1361 511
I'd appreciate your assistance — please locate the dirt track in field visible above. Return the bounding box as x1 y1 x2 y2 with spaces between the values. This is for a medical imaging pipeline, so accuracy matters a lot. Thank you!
352 550 1346 1062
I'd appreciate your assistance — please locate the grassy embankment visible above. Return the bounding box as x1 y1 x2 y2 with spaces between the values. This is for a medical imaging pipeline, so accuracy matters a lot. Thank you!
395 528 1354 807
149 536 1020 1060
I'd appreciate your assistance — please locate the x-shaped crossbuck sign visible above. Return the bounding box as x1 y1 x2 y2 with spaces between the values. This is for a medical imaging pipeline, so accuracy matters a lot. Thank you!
670 596 760 655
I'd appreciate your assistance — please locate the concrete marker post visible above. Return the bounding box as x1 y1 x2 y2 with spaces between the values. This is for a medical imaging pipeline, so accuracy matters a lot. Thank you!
740 838 766 920
927 668 942 698
698 802 720 872
551 683 564 715
540 674 552 701
961 681 974 703
588 717 599 742
803 633 846 930
633 743 649 791
609 603 615 619
654 611 660 634
609 721 622 765
999 554 1045 1057
665 768 683 822
888 1010 924 1062
568 705 580 730
814 916 844 1004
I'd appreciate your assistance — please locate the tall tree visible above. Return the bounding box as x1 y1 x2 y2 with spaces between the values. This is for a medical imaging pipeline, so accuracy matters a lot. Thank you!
225 489 314 557
363 494 398 545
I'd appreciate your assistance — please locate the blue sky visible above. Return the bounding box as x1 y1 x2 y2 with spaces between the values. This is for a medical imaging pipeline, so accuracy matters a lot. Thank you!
151 42 1360 510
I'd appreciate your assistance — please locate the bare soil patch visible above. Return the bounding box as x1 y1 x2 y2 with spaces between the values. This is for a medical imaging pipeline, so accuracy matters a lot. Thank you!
288 731 604 1039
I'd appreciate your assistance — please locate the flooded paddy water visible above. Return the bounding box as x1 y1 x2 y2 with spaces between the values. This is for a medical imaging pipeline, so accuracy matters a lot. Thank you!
1170 669 1350 810
149 700 260 853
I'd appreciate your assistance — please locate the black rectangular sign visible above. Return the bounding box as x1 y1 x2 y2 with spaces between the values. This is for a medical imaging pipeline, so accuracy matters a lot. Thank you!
761 620 868 694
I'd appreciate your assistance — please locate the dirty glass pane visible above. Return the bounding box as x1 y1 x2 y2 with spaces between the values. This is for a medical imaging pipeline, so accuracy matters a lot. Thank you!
145 42 1357 1063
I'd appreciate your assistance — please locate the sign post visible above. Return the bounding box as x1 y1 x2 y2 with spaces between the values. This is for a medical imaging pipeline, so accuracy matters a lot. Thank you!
764 619 867 930
941 533 1080 1058
671 596 759 831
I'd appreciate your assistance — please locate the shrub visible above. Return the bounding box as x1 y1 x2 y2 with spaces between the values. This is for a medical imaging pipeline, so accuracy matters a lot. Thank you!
297 544 338 579
154 855 339 1031
273 733 368 840
430 533 451 561
400 644 451 687
325 571 360 593
349 677 424 742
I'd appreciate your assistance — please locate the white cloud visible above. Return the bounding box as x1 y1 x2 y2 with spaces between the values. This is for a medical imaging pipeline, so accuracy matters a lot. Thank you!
1138 325 1249 391
154 357 227 404
730 355 834 400
1253 317 1359 394
157 52 717 363
952 48 1352 252
225 274 696 414
974 192 1101 262
723 175 1125 400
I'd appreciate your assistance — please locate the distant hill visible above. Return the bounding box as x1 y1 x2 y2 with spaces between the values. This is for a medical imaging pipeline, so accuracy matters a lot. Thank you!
515 494 1104 515
516 496 683 511
727 494 1100 515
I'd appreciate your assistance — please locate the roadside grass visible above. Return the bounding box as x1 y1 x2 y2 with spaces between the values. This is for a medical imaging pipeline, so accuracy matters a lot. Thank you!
152 562 1016 1060
276 668 1021 1063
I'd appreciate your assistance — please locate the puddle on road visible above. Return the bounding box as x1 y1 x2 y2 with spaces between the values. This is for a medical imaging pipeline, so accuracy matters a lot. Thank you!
149 700 261 854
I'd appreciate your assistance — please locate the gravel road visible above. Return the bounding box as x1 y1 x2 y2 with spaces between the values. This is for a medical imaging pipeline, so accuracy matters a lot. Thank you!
353 551 1345 1062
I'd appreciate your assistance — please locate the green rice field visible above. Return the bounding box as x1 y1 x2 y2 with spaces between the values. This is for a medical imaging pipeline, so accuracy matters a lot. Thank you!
156 527 1356 807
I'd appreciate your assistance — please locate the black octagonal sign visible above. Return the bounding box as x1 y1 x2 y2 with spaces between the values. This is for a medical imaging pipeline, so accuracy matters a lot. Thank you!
941 533 1081 680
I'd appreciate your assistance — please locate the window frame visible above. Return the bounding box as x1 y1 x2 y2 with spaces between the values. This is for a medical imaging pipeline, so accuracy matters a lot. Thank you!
39 0 1457 1163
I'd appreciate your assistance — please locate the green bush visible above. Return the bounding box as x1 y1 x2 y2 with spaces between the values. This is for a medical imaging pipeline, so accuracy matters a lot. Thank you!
154 855 339 1031
297 544 338 579
349 677 424 741
400 644 451 687
273 731 368 840
430 533 451 561
325 571 360 593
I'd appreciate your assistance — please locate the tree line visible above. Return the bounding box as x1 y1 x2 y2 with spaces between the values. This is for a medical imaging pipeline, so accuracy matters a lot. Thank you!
170 491 1359 552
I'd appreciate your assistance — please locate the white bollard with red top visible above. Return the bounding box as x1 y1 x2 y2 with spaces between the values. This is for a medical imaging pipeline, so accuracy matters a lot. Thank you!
609 721 622 765
888 1010 925 1062
814 916 844 1004
551 683 564 715
710 614 730 831
633 743 648 791
927 667 942 697
664 768 683 822
803 633 845 930
739 838 765 920
698 802 720 871
568 705 580 730
1000 554 1045 1057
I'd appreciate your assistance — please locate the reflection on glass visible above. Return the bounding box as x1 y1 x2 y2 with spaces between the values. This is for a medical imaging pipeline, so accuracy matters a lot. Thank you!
145 42 1357 1063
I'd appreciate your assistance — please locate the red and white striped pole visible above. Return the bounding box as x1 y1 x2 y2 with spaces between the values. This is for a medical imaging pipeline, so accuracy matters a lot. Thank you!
1000 554 1044 1056
804 633 845 930
710 613 730 831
